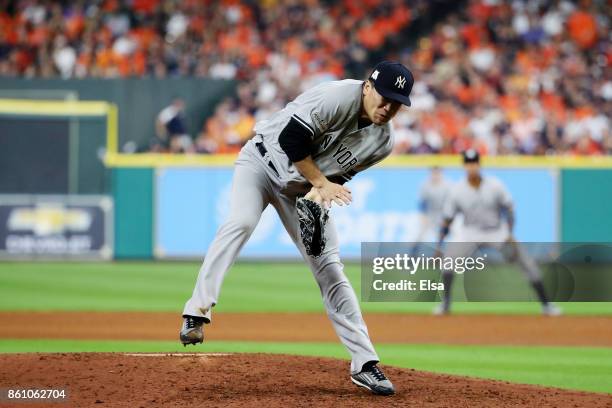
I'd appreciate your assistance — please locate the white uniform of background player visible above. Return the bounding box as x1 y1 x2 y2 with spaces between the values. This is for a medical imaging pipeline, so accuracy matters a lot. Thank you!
179 61 416 396
436 150 561 316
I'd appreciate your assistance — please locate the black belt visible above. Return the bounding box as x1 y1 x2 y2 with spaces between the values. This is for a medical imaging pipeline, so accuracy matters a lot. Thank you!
255 141 279 176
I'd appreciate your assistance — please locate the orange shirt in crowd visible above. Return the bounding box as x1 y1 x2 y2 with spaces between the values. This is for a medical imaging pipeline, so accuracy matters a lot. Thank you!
77 51 92 70
436 106 466 140
461 23 486 49
27 26 49 47
13 49 33 72
357 22 385 49
499 94 521 121
573 106 596 120
130 27 156 49
468 0 495 22
64 14 84 40
131 50 147 76
567 10 598 49
95 48 114 69
118 56 131 76
343 0 366 19
132 0 159 15
572 137 603 155
0 15 18 44
454 82 489 106
102 0 119 12
245 46 267 68
391 5 411 29
540 92 566 119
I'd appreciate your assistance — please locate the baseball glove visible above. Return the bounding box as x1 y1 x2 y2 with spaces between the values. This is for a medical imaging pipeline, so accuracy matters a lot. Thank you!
296 196 329 258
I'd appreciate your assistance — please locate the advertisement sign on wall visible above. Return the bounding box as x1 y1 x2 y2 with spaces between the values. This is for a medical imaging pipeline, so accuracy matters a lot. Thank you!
0 195 113 259
155 168 556 259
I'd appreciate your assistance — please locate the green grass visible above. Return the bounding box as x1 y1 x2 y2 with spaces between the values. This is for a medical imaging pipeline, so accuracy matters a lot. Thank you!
0 261 611 314
0 339 610 394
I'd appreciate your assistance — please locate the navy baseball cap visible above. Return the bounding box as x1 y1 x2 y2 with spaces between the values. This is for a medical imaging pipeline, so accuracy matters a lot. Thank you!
463 149 480 163
369 61 414 106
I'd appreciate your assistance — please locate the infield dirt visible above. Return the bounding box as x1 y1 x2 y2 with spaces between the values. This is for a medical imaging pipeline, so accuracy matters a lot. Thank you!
1 311 612 346
1 353 611 408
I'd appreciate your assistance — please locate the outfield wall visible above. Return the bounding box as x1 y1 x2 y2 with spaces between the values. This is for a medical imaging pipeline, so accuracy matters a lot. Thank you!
561 170 612 242
112 168 154 259
111 162 611 259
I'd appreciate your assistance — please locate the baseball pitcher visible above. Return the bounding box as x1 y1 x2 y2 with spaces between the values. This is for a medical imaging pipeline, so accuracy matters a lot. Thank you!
435 149 561 316
180 61 415 396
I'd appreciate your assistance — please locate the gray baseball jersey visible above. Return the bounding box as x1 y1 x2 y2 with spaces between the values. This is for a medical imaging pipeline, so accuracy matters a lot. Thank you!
254 79 394 195
443 176 512 230
419 178 452 227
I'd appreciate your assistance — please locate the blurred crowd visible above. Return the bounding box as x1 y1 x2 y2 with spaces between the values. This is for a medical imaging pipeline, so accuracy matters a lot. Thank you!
392 0 611 155
1 0 610 155
0 0 414 78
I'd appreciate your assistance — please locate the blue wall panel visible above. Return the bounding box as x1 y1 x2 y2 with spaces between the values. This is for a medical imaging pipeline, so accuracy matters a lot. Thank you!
156 167 556 258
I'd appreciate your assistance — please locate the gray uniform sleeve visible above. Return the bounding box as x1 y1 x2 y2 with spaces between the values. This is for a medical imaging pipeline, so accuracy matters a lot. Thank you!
291 87 344 138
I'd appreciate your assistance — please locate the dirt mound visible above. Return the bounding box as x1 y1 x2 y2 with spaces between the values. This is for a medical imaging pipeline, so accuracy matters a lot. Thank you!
0 353 609 407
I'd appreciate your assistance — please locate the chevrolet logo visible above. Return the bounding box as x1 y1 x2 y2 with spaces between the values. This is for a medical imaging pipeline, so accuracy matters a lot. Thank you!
8 205 92 236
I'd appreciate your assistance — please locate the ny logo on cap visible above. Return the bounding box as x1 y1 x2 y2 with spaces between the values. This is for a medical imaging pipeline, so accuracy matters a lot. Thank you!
395 75 406 89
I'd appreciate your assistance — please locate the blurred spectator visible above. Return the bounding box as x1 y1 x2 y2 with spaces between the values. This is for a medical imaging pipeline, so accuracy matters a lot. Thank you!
152 98 194 153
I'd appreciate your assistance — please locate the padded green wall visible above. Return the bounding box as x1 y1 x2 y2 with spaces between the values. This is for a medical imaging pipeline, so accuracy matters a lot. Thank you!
113 168 154 258
561 169 612 242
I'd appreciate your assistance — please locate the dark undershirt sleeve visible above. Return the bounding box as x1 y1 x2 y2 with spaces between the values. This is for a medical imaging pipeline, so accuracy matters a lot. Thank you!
278 117 314 162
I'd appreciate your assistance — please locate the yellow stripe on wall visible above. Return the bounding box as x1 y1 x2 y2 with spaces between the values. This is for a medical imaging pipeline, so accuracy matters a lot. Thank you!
0 99 113 116
380 154 612 168
104 152 612 168
104 152 238 167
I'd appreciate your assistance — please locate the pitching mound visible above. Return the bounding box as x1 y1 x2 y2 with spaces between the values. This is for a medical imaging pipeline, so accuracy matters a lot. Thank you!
1 353 610 407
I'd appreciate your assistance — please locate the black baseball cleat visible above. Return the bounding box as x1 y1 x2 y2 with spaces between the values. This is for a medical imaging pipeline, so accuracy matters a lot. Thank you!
179 315 206 346
351 362 395 396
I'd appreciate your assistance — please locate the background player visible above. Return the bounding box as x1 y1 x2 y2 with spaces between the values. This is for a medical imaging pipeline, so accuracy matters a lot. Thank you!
435 150 561 316
415 166 452 243
180 61 415 396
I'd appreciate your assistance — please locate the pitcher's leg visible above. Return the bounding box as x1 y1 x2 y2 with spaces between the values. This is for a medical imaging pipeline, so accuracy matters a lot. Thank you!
312 252 380 374
183 158 270 321
272 195 378 374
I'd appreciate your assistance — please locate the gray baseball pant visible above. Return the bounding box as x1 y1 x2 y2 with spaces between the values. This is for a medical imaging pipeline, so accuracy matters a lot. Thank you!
183 141 379 374
444 237 542 282
439 237 544 308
